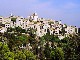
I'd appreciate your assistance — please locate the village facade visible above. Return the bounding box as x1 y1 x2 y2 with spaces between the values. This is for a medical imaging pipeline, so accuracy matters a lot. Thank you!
0 13 78 39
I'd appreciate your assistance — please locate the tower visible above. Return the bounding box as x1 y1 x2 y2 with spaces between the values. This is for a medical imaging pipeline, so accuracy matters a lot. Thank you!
32 12 38 21
10 13 13 17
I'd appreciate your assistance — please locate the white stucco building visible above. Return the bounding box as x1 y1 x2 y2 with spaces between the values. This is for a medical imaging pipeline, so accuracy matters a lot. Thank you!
0 13 78 39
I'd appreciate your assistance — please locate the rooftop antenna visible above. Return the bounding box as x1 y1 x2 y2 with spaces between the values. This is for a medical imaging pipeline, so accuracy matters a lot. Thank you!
34 11 37 16
10 13 13 16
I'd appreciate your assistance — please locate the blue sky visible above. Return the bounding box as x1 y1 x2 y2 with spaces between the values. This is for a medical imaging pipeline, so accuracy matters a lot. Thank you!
0 0 80 27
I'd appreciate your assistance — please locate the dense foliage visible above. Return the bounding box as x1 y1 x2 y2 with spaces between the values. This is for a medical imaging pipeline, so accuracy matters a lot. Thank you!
0 27 80 60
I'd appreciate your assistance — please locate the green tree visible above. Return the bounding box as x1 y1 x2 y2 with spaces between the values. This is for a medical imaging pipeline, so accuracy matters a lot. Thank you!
63 35 80 60
4 52 14 60
7 27 13 32
44 42 51 59
27 28 36 38
18 34 29 46
11 18 16 22
15 51 26 60
50 50 55 60
15 27 22 33
0 42 10 60
24 50 37 60
55 47 64 60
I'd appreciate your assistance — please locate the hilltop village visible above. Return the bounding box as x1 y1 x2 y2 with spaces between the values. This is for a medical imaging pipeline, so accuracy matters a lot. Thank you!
0 13 80 60
0 13 78 39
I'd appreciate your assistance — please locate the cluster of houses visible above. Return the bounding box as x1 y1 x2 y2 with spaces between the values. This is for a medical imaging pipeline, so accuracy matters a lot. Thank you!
0 13 78 39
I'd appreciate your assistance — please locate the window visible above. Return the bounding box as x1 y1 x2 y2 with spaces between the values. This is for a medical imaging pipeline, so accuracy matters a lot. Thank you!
34 26 35 28
55 33 58 34
44 29 46 32
40 31 42 33
36 28 37 31
21 18 23 19
0 18 2 19
19 20 21 21
42 26 43 29
65 31 67 33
